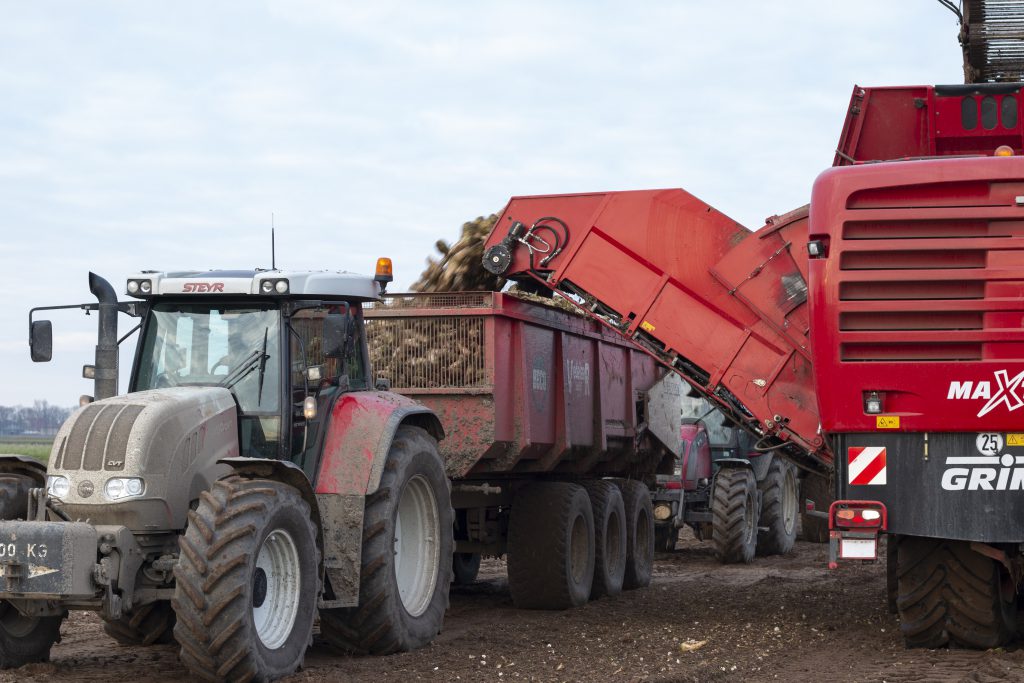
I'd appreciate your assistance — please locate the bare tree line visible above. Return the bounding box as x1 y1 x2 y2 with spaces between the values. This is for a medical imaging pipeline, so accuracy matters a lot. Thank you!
0 401 75 436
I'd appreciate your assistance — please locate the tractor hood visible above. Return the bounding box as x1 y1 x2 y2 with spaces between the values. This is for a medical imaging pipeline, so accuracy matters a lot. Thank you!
47 387 238 531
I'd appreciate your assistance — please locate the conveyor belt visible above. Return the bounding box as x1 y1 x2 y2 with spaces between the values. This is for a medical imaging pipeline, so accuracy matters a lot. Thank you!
952 0 1024 82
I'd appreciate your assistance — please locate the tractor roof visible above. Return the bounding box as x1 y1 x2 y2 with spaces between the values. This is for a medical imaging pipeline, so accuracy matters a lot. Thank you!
124 269 381 301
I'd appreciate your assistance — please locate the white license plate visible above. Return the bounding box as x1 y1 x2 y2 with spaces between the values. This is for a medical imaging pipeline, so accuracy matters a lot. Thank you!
840 538 876 560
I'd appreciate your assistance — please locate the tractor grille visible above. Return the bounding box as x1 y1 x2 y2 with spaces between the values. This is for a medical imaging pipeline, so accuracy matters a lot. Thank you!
836 211 1024 362
54 403 144 471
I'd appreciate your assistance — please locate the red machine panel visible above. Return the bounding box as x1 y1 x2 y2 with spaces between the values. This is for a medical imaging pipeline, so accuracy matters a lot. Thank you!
364 292 667 479
809 155 1024 433
482 189 829 469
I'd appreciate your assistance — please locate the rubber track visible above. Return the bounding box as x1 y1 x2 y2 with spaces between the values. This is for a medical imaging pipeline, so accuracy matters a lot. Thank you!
507 482 593 609
712 468 756 564
756 457 797 556
172 476 317 682
103 601 175 646
897 536 1015 649
319 426 452 654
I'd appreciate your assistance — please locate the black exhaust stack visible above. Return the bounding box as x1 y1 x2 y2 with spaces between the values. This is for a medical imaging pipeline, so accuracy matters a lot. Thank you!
89 272 119 400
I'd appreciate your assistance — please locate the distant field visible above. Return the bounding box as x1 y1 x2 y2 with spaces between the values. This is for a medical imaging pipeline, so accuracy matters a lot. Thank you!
0 436 52 463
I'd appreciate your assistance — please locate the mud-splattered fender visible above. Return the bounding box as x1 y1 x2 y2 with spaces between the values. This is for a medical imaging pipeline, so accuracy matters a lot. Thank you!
314 391 443 496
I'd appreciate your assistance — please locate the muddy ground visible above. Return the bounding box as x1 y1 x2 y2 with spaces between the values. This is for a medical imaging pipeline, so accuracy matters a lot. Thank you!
4 535 1024 683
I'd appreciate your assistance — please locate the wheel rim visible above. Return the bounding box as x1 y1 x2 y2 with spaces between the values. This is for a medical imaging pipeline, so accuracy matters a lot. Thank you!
252 529 301 649
394 474 440 617
0 602 38 638
782 469 798 534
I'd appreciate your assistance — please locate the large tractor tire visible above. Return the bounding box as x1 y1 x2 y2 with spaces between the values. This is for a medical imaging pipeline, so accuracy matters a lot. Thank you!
103 601 175 646
755 457 798 556
712 467 758 564
886 535 899 615
897 536 1016 649
172 477 319 682
799 472 832 543
320 426 453 654
0 603 62 669
452 553 481 585
613 479 654 590
507 482 595 609
582 481 627 599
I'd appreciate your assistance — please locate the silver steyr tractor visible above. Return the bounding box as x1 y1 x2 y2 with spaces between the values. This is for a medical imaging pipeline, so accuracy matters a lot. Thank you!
2 266 452 681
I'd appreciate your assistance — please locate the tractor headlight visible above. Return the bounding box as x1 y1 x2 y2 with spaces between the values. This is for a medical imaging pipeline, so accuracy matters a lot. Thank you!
105 477 145 500
46 475 70 499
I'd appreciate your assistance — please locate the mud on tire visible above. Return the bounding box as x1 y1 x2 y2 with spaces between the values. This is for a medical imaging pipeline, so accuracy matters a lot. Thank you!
172 477 319 682
103 601 175 646
756 457 798 556
320 426 453 654
712 467 758 564
507 482 595 609
613 479 654 590
896 536 1016 649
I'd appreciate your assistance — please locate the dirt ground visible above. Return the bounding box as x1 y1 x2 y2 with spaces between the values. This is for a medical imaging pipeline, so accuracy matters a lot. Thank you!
4 535 1024 683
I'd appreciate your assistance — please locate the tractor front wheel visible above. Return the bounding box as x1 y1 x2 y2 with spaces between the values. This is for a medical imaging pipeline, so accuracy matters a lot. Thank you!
712 467 758 564
172 477 319 682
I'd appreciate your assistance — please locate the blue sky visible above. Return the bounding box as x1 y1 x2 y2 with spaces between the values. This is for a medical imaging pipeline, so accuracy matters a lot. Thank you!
0 1 962 406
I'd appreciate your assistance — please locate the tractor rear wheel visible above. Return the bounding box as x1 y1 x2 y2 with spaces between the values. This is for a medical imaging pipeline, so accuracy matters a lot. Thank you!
507 482 595 609
756 457 798 556
799 472 832 543
103 601 175 646
582 481 627 599
712 467 758 564
452 553 481 585
897 536 1016 649
172 477 319 682
614 479 654 590
320 426 453 654
0 603 62 669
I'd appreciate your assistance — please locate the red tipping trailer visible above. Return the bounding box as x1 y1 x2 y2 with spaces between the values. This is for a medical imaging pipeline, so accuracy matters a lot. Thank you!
480 190 829 473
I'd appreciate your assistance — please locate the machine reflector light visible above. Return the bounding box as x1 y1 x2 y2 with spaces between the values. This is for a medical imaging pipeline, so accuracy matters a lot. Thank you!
836 509 856 520
864 391 882 414
861 509 881 521
275 280 289 294
261 281 274 293
995 145 1014 156
303 396 317 420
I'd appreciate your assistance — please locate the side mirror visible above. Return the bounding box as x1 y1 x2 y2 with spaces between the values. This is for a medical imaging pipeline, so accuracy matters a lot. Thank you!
30 320 53 362
322 312 348 358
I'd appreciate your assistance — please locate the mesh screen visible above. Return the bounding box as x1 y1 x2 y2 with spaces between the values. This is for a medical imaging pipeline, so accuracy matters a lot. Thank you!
366 316 487 389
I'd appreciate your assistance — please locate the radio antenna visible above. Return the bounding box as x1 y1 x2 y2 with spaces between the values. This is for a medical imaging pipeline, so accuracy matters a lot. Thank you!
271 213 276 270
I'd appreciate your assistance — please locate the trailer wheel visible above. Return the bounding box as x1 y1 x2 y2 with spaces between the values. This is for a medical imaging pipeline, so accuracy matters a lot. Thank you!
507 482 595 609
755 457 798 556
614 479 654 590
103 601 175 646
897 536 1016 649
655 525 677 552
582 481 627 599
0 603 62 669
172 477 319 682
320 426 453 653
452 553 481 585
712 467 758 564
799 472 831 543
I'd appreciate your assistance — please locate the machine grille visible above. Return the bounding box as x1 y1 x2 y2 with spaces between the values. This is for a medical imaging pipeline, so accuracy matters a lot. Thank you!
56 403 144 471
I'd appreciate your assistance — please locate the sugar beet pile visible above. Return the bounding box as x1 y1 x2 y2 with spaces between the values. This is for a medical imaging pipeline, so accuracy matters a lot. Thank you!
366 212 579 390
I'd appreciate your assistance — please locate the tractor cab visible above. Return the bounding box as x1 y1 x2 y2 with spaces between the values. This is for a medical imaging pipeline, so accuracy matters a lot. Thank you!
123 265 392 479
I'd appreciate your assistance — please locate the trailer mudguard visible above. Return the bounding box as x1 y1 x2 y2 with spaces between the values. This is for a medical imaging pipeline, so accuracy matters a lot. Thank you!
314 390 443 496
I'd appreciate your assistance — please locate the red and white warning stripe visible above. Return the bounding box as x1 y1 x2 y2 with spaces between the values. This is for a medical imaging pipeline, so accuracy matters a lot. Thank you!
848 446 887 486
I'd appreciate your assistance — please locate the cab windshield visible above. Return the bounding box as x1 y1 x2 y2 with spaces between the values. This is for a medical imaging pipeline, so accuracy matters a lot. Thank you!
135 303 281 415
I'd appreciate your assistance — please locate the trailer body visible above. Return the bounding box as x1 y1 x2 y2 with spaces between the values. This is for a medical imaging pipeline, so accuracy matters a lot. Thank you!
365 291 669 481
